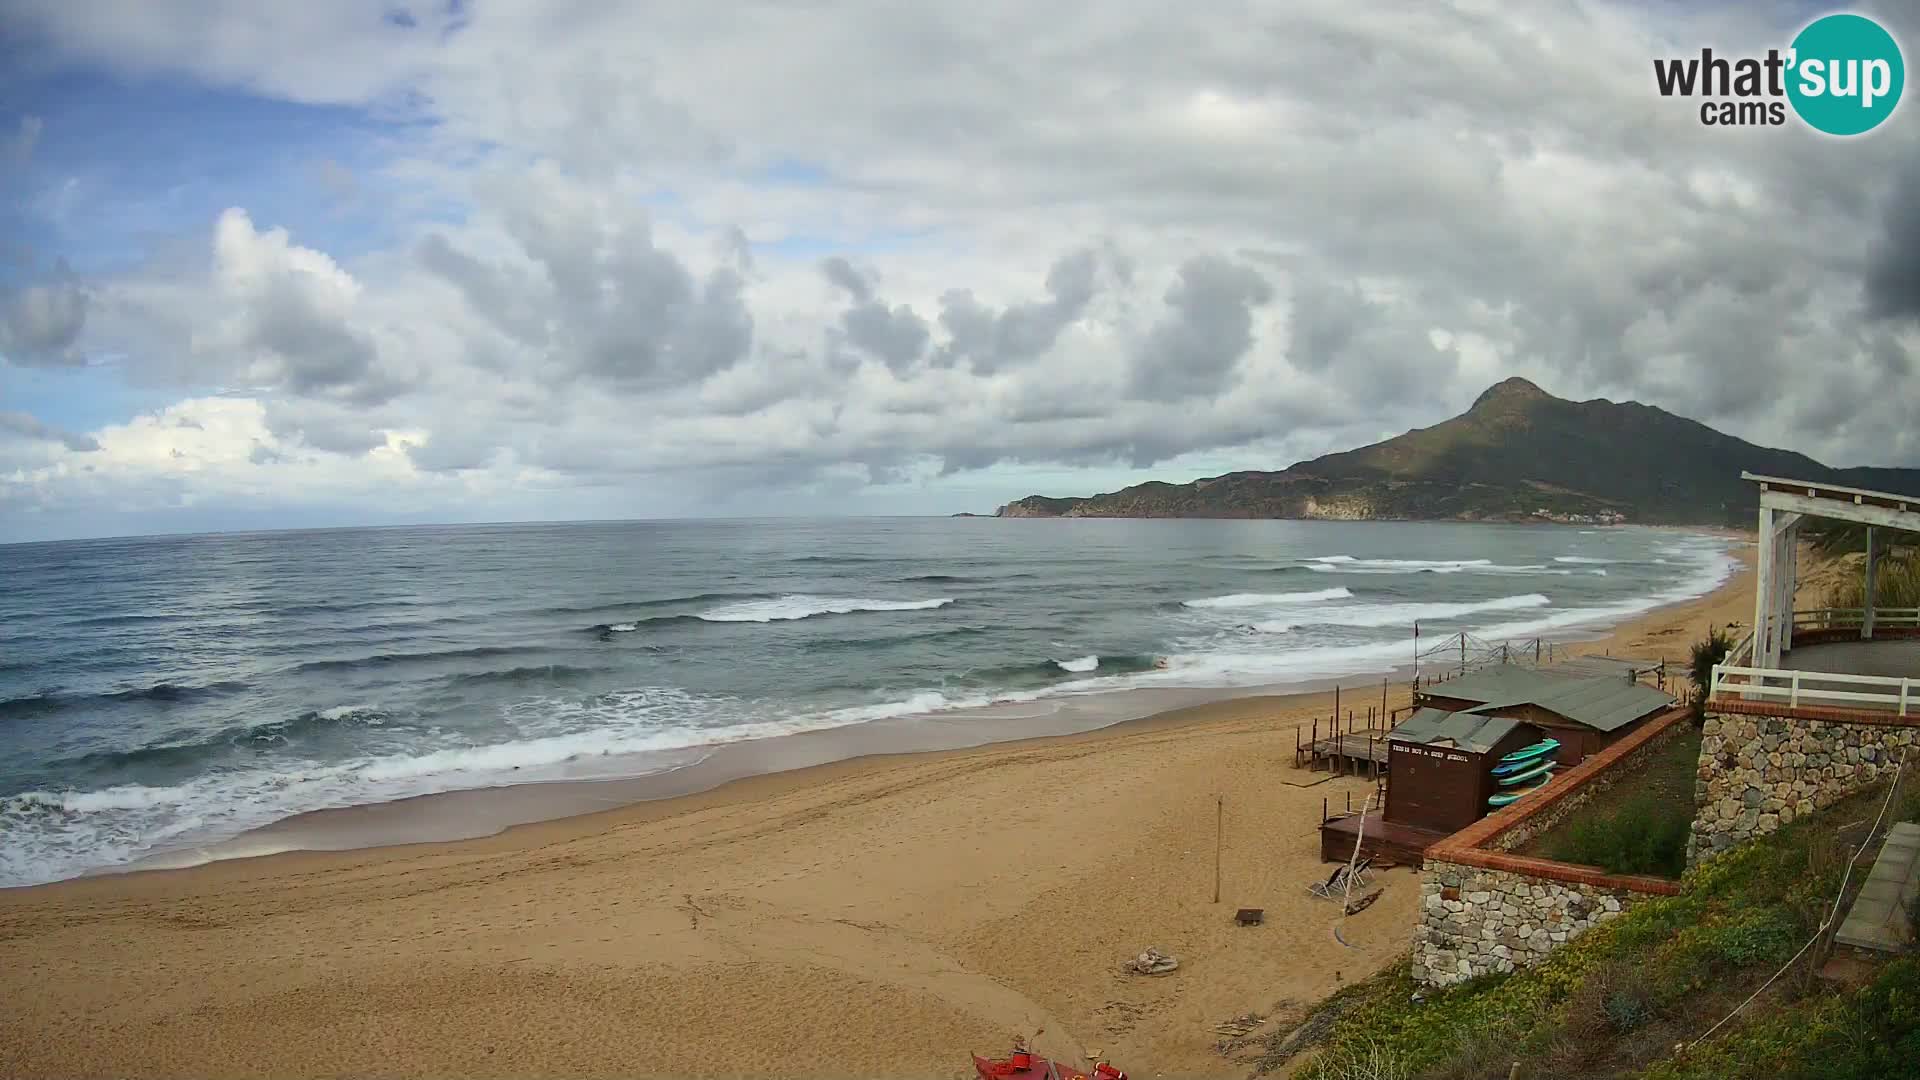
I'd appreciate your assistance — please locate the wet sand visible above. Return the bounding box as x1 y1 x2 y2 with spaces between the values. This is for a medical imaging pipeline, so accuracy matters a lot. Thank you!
0 539 1757 1079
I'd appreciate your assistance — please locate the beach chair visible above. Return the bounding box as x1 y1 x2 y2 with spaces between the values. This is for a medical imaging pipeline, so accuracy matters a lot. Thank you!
1307 858 1373 900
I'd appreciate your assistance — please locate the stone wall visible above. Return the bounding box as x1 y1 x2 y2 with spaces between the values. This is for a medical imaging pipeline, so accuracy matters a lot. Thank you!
1409 707 1689 987
1488 714 1691 853
1690 708 1919 864
1412 860 1636 986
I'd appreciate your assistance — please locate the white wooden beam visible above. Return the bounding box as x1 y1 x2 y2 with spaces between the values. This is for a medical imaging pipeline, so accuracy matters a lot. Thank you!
1759 489 1919 531
1743 471 1918 510
1864 527 1880 641
1753 504 1774 678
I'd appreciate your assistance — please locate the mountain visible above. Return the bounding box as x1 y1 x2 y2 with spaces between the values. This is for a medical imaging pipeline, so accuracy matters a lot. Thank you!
992 378 1920 526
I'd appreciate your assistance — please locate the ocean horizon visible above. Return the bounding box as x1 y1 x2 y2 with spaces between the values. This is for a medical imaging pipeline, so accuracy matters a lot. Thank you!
0 518 1738 887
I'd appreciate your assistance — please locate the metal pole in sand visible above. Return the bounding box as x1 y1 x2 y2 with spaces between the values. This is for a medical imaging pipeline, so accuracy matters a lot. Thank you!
1213 795 1223 904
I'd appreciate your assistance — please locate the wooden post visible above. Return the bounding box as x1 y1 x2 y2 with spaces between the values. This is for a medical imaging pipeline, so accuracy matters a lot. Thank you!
1213 795 1223 904
1460 633 1467 675
1535 638 1541 663
1381 676 1388 723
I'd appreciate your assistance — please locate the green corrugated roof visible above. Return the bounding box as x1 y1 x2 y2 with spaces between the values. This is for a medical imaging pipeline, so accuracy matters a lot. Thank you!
1524 678 1677 732
1418 665 1676 733
1387 708 1524 755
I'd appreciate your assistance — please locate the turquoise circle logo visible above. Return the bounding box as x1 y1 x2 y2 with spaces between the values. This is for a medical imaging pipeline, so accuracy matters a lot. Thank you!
1787 13 1904 135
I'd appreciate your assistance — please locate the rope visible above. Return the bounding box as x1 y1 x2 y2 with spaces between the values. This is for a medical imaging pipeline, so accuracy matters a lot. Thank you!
1684 745 1911 1052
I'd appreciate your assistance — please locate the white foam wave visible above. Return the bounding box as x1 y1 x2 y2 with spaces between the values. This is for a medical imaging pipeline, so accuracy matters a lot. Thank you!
1589 568 1608 576
1056 655 1100 673
607 622 638 632
1306 559 1561 576
0 684 959 887
1553 556 1614 564
1300 593 1551 629
1183 587 1352 609
697 595 954 622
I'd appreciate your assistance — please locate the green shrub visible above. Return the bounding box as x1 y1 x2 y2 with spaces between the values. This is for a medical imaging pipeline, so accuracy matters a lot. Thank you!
1548 795 1691 878
1707 908 1800 968
1687 629 1731 724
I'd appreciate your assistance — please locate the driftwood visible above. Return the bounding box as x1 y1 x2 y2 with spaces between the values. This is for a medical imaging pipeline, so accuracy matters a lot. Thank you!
1342 888 1384 916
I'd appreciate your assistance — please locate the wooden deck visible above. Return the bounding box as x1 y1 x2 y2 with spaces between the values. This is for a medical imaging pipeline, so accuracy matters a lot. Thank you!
1318 813 1449 866
1302 733 1390 776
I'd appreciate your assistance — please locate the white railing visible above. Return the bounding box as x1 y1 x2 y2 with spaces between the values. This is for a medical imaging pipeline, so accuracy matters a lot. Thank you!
1710 665 1914 716
1710 608 1919 716
1788 607 1920 632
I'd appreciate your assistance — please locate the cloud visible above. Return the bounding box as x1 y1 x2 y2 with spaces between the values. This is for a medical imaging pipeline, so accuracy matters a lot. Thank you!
0 273 89 367
1131 255 1274 400
1864 157 1920 321
194 208 401 402
6 0 1920 537
0 410 100 451
934 248 1101 373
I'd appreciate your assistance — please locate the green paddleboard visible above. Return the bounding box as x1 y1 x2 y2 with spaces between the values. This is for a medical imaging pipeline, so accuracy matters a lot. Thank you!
1489 771 1552 806
1496 758 1555 786
1495 739 1560 767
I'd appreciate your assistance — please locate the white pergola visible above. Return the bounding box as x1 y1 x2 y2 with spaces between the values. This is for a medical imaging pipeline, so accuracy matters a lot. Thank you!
1747 472 1916 670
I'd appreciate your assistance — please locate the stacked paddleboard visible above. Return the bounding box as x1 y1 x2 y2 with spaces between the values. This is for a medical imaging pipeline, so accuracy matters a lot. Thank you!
1488 739 1560 807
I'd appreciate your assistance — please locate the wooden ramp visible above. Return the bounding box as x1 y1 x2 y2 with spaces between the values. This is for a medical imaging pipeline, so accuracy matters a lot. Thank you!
1835 821 1920 954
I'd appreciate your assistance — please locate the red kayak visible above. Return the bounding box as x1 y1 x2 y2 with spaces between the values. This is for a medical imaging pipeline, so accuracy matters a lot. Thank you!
973 1053 1126 1080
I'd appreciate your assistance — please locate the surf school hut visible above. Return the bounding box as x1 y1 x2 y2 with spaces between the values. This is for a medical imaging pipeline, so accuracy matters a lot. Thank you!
1385 709 1544 833
1413 665 1677 767
1316 708 1539 863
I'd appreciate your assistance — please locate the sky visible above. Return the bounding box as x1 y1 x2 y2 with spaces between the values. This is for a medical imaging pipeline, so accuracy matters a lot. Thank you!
1 1 1918 542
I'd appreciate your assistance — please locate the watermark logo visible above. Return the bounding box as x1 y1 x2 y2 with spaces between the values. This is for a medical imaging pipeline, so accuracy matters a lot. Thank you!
1653 12 1904 135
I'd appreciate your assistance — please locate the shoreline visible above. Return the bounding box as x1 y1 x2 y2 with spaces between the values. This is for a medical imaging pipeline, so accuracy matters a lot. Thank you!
81 531 1749 884
0 550 1757 1079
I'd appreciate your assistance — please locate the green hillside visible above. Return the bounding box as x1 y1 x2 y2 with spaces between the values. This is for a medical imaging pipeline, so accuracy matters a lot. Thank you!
994 379 1920 526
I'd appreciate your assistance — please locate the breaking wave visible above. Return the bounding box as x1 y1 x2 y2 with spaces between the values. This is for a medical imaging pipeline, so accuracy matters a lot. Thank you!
1182 587 1353 609
695 595 956 622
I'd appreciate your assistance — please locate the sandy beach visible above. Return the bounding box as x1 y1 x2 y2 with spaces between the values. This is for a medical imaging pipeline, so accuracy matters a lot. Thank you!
0 538 1760 1080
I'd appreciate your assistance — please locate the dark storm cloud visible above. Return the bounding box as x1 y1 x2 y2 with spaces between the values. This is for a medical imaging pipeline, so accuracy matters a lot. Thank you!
0 410 99 452
934 248 1100 373
816 256 928 372
840 299 929 372
820 256 873 303
417 233 550 345
1285 275 1457 403
480 196 754 387
261 401 388 456
246 274 387 400
0 273 89 367
1130 255 1273 400
1864 160 1920 321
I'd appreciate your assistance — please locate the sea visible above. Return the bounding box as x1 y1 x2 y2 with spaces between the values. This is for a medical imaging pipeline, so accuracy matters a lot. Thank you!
0 518 1738 887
